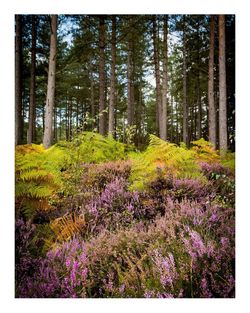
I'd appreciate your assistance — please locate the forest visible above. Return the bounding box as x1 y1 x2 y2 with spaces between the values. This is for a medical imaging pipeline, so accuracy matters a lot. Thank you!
15 14 235 298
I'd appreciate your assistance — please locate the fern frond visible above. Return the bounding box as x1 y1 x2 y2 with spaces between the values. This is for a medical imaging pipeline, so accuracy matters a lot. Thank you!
129 134 202 190
50 212 86 242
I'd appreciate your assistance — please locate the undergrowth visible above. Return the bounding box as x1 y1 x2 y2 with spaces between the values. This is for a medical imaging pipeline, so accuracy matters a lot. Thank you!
15 133 235 298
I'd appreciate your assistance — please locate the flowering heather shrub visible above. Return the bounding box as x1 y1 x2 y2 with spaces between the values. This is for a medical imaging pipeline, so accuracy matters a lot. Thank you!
199 162 231 180
199 162 235 205
83 177 146 235
15 219 40 291
17 194 235 298
149 175 213 202
80 160 131 191
15 137 235 298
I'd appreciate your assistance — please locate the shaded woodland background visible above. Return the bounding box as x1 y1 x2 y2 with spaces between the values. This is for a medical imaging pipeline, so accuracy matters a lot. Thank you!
15 14 235 151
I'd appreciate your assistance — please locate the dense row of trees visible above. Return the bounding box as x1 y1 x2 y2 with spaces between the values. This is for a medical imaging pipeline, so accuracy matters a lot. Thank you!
15 14 235 152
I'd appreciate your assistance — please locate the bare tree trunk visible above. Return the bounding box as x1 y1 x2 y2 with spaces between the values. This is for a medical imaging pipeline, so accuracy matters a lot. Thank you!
218 15 228 153
59 106 62 140
196 20 202 139
197 80 202 139
98 16 106 135
208 16 216 146
88 67 95 130
170 93 173 142
43 15 57 149
182 16 188 146
54 106 57 142
15 15 23 145
161 15 168 141
69 99 72 140
152 15 162 137
27 15 36 144
108 16 116 136
127 16 134 127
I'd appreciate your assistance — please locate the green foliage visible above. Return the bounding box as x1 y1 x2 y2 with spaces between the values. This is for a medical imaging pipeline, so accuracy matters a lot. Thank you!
220 152 235 172
191 138 220 164
15 144 67 219
62 131 127 164
129 135 202 190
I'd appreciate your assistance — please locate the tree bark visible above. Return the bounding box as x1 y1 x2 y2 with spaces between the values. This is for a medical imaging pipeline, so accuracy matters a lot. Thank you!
27 15 37 144
182 16 188 145
196 19 202 139
218 15 228 153
43 15 57 149
108 16 116 136
127 16 135 127
15 15 23 145
152 15 162 138
208 16 216 146
98 16 106 135
161 15 168 141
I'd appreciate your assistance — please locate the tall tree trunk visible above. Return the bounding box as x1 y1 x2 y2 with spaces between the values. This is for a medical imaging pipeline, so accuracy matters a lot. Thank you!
182 16 188 145
69 99 72 140
43 15 57 149
15 15 23 145
208 16 216 146
27 15 37 144
218 15 228 153
108 16 116 136
152 15 161 137
54 106 57 142
127 16 134 127
197 78 202 139
170 93 173 142
90 78 95 129
98 16 106 135
196 19 202 139
59 106 62 140
161 15 168 141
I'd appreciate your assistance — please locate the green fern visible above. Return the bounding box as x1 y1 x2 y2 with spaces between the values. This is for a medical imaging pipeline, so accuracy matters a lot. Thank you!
129 135 202 190
15 144 66 219
63 131 127 164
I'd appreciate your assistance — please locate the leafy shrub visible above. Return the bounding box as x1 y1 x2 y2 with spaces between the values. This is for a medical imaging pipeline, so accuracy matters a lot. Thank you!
149 175 213 202
191 138 220 164
129 135 202 190
199 162 235 205
220 152 235 172
16 195 234 298
15 144 70 219
60 132 127 164
15 135 235 298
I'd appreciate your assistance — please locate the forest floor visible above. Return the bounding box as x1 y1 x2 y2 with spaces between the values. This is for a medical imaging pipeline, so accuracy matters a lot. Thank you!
15 132 235 298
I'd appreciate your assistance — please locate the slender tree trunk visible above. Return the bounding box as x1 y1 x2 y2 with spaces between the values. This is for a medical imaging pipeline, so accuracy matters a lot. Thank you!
69 99 72 139
170 93 173 142
197 78 202 139
152 15 162 138
59 109 62 140
88 66 95 130
218 15 228 153
99 16 106 135
196 20 202 139
208 16 216 146
161 15 168 141
182 16 188 145
43 15 57 149
15 15 23 145
27 15 37 144
54 106 57 142
127 17 134 127
108 16 116 136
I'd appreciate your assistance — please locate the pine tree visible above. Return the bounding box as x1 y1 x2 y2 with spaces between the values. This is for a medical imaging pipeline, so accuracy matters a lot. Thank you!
43 15 57 149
